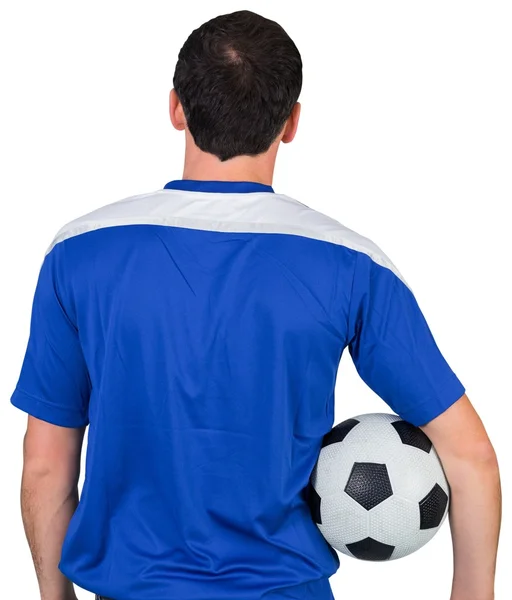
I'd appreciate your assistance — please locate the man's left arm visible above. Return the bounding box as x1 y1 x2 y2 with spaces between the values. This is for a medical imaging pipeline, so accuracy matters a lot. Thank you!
10 241 91 600
21 417 85 600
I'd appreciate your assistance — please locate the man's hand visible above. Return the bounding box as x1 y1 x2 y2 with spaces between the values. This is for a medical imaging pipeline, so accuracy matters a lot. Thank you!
20 415 85 600
421 394 501 600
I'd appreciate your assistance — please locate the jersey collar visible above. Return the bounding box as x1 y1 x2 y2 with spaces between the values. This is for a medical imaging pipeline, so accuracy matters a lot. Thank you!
163 180 274 194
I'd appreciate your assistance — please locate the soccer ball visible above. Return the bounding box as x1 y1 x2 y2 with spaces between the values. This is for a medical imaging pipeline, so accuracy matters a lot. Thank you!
307 413 450 561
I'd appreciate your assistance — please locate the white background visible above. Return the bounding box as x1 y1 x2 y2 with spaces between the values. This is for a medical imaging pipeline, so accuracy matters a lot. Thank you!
0 1 510 598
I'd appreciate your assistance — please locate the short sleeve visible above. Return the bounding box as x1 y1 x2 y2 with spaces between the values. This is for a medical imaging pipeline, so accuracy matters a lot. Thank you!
10 242 91 427
347 249 465 427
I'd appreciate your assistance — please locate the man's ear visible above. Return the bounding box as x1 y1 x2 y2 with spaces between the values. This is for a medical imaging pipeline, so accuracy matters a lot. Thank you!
169 89 186 131
281 102 301 144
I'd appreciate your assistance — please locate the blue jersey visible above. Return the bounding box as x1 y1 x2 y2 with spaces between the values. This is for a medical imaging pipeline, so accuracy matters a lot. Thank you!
11 180 465 600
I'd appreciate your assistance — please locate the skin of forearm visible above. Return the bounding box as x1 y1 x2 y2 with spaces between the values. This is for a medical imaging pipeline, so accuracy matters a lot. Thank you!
444 450 501 600
21 467 79 600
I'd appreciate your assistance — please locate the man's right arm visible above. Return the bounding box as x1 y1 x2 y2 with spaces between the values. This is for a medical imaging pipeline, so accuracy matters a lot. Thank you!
345 247 501 598
421 393 501 600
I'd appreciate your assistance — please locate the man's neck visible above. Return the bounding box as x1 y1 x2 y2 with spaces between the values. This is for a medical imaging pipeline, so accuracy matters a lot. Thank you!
181 138 278 186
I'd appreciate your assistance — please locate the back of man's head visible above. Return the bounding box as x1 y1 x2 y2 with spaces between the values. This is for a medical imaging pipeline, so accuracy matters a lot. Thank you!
173 10 303 162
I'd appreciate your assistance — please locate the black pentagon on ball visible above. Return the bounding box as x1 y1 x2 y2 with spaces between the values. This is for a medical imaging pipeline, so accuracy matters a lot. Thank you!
321 418 359 449
346 537 395 561
419 483 449 529
306 482 322 524
391 420 432 453
345 462 393 510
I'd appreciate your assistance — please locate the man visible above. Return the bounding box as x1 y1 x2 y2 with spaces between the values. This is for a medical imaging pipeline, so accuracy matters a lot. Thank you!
11 9 500 600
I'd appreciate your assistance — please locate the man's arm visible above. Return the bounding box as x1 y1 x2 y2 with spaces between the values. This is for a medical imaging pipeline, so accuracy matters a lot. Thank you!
345 247 501 597
21 415 85 600
421 394 501 600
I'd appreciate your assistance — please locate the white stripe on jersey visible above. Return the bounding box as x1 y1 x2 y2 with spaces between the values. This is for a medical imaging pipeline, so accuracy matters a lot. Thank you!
47 189 409 288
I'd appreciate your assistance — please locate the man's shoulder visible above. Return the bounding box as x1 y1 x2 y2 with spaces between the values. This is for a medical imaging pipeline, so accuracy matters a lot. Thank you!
273 193 402 281
46 189 165 255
